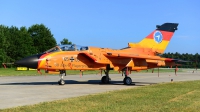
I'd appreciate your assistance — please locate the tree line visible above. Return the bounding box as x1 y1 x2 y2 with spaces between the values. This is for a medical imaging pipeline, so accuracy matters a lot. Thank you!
0 24 72 67
161 52 200 68
0 24 199 68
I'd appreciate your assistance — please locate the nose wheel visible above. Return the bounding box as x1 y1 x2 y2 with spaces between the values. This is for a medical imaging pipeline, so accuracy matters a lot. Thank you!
58 79 65 85
58 70 66 85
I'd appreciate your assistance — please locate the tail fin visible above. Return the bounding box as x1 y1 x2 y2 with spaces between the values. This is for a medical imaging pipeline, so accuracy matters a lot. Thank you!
128 23 178 54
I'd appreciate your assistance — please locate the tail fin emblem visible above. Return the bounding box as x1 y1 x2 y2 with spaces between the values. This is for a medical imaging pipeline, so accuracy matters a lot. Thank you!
154 31 163 43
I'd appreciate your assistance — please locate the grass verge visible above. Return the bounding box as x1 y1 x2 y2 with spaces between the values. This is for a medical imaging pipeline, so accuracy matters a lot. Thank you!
1 80 200 112
0 68 182 76
0 68 118 76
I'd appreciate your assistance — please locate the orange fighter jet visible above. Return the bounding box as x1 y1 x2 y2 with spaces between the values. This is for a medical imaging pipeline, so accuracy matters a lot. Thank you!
15 23 179 85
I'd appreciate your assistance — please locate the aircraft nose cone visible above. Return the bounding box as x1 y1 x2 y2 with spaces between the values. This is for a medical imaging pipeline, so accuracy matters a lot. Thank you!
15 54 42 69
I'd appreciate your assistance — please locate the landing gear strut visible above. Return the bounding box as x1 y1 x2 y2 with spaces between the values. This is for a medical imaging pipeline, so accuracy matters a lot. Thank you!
122 68 132 85
101 69 111 84
58 70 66 85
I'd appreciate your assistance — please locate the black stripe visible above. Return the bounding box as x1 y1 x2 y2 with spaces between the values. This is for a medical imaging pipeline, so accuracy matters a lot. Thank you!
156 23 178 32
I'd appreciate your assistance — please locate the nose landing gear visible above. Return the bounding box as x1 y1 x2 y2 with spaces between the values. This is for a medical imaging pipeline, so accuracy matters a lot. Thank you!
58 70 66 85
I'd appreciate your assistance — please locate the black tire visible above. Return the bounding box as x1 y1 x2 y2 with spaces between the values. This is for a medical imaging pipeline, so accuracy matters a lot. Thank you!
58 81 61 85
123 77 132 85
58 79 65 85
123 78 126 84
101 76 109 84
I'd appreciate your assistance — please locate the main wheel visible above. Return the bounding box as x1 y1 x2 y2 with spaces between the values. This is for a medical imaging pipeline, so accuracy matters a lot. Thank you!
101 76 110 84
58 79 65 85
123 77 132 85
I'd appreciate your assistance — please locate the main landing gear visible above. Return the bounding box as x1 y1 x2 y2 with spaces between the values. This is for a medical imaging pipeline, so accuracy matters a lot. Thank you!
123 77 132 85
101 67 132 85
58 70 66 85
101 70 111 84
122 67 132 85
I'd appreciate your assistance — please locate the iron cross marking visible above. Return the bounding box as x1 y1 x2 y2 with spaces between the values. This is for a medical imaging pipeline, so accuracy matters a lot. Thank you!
70 56 75 62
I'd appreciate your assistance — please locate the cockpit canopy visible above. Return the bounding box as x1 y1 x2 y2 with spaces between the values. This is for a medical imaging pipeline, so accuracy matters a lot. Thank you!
44 44 89 53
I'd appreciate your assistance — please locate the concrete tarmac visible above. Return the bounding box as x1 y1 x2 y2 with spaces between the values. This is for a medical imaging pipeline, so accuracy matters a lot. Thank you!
0 71 200 109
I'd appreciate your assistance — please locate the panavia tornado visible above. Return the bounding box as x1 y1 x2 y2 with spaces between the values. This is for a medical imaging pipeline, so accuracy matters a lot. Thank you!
15 23 179 85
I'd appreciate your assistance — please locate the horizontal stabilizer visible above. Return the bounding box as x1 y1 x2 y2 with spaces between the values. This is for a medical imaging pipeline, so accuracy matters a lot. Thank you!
165 58 191 63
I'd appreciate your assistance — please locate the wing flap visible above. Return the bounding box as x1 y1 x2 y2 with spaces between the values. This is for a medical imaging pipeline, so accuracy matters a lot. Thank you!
104 52 161 60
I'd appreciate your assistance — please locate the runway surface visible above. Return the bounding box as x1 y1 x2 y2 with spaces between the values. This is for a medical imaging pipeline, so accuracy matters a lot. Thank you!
0 71 200 109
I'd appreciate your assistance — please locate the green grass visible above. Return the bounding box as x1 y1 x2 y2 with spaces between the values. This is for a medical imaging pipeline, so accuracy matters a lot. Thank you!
0 68 119 76
140 68 183 73
0 68 40 76
1 80 200 112
0 68 183 76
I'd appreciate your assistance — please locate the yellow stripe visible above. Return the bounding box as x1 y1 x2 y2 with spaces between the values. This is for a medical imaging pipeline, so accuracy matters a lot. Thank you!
38 52 64 68
139 38 169 51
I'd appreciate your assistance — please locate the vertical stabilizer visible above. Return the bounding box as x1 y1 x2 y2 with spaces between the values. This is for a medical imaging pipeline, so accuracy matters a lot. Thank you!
129 23 178 54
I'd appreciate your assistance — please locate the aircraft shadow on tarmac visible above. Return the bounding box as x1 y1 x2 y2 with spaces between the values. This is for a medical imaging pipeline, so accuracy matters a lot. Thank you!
0 80 157 86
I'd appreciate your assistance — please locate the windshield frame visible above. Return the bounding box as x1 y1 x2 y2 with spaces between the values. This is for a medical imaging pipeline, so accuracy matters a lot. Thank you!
44 44 89 53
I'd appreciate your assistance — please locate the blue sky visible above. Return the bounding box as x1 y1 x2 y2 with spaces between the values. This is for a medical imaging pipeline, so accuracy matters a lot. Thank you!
0 0 199 54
